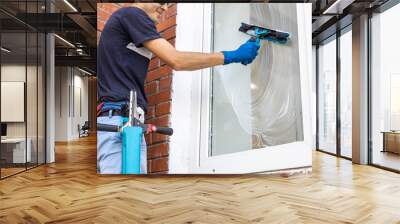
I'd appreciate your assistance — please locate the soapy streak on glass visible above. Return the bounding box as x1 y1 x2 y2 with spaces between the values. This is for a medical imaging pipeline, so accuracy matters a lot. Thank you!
210 3 304 156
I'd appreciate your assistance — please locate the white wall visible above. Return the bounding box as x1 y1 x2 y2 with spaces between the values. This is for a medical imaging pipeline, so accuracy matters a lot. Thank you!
1 65 26 140
54 67 89 141
55 67 68 141
71 72 89 138
1 65 38 138
1 63 46 164
1 65 26 130
1 82 25 122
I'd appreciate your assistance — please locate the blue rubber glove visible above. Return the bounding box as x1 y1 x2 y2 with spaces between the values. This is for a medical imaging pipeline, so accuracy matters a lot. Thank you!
222 38 260 65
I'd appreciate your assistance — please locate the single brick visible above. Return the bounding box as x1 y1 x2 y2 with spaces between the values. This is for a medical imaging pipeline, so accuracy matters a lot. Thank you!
159 76 172 91
100 3 121 15
97 8 111 18
166 4 177 18
146 66 172 82
160 60 167 66
161 26 176 40
97 21 106 32
155 102 171 116
119 3 134 7
146 106 155 119
152 133 168 143
148 58 160 71
144 81 158 95
147 90 171 106
147 160 152 173
144 133 153 145
147 143 169 159
150 157 168 172
154 115 169 127
168 38 175 47
157 16 176 32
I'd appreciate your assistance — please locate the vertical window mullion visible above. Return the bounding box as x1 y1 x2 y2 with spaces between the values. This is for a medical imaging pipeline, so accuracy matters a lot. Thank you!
36 0 39 167
367 11 373 165
25 0 28 171
0 19 2 179
336 29 341 157
316 45 319 150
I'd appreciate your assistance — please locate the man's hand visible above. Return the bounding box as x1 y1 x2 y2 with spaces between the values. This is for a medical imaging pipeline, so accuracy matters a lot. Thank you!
222 39 260 65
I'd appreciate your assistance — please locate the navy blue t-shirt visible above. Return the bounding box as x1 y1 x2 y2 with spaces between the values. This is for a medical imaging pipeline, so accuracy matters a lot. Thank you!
97 7 161 112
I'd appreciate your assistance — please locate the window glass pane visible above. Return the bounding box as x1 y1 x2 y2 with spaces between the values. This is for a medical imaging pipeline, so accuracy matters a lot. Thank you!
210 4 304 156
371 3 400 171
318 37 337 154
340 29 352 158
38 32 45 165
27 30 38 168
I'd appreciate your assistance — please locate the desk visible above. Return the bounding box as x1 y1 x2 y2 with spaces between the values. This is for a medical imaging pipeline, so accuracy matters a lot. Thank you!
1 138 31 163
382 131 400 155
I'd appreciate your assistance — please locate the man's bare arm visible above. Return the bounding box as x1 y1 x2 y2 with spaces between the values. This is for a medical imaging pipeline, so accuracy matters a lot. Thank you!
143 38 224 71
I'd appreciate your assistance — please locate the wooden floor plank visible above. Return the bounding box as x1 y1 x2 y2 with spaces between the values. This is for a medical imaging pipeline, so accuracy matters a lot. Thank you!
0 135 400 223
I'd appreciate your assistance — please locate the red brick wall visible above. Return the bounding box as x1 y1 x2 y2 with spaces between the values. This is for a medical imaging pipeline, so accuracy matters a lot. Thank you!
97 3 177 174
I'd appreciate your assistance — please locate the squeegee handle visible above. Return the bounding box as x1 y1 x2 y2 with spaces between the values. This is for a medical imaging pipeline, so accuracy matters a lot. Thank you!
145 124 173 136
154 126 174 136
249 36 260 47
97 123 120 132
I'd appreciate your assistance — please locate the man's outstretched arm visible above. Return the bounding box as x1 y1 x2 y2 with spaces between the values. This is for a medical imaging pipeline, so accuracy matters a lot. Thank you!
143 38 259 71
144 38 223 71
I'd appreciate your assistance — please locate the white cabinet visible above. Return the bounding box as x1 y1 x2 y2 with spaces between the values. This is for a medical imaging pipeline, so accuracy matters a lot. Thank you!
1 138 32 163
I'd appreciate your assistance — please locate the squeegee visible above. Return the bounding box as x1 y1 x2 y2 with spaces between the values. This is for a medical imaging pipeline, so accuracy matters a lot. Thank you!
239 22 290 44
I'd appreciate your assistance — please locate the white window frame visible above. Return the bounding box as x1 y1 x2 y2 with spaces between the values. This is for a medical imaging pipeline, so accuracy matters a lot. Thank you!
169 3 313 174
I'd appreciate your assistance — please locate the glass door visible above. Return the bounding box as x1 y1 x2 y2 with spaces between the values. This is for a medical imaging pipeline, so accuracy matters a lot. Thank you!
317 36 337 155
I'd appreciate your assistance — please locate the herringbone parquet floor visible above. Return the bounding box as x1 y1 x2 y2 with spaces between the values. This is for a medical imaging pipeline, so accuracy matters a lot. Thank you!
1 135 400 224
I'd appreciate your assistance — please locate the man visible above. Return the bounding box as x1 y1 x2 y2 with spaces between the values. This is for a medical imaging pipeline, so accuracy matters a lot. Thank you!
97 3 260 174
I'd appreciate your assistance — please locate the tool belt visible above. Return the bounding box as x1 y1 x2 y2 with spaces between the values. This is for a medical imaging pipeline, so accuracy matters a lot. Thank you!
97 101 145 123
97 101 128 117
98 110 127 117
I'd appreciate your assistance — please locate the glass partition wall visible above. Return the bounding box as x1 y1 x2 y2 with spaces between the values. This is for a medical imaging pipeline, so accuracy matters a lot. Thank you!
316 0 400 172
370 3 400 172
316 27 352 159
0 1 46 179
